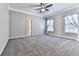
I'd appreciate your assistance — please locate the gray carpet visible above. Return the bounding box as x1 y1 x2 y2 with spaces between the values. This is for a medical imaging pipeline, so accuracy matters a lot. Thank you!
1 35 79 56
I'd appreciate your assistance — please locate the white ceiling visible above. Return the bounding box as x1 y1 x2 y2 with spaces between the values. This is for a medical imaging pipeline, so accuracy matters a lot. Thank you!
9 3 78 17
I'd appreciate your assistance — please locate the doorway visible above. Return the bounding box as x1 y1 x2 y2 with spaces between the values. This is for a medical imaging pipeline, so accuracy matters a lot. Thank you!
25 17 32 36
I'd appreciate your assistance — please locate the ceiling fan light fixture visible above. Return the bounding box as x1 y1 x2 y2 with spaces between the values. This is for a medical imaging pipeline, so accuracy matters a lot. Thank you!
41 8 45 12
35 3 53 13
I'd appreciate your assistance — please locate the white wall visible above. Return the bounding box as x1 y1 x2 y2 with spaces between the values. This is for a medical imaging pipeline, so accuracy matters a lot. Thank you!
9 11 45 38
0 4 9 55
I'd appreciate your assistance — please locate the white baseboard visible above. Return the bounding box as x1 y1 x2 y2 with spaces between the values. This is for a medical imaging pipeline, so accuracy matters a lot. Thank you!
9 35 30 39
48 34 76 40
0 38 9 55
31 34 45 36
0 35 30 55
9 34 45 39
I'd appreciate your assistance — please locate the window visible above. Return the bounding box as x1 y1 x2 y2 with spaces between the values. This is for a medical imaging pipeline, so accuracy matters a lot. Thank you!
65 14 78 33
47 19 54 32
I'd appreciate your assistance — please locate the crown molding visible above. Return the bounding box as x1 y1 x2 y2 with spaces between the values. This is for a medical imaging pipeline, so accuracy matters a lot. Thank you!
8 7 44 18
8 4 79 18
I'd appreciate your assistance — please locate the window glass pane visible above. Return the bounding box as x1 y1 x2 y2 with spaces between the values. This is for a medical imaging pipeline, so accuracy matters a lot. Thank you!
47 19 53 32
65 14 78 33
72 14 78 25
67 16 74 24
65 17 69 24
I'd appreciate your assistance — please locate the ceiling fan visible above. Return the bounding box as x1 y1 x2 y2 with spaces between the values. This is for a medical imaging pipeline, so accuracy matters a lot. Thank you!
35 3 53 13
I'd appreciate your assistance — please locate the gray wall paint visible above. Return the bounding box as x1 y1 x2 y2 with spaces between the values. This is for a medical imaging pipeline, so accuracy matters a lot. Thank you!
0 4 9 54
9 11 27 38
54 15 64 35
9 11 45 38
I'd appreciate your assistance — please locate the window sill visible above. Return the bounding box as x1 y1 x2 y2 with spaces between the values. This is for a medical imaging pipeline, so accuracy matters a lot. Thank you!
64 32 78 34
48 31 54 33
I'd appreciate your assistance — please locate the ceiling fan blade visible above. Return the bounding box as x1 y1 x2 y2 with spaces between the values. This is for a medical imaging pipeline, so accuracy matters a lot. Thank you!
45 9 49 11
40 10 42 13
35 8 42 10
34 3 52 13
46 4 53 8
35 3 45 10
